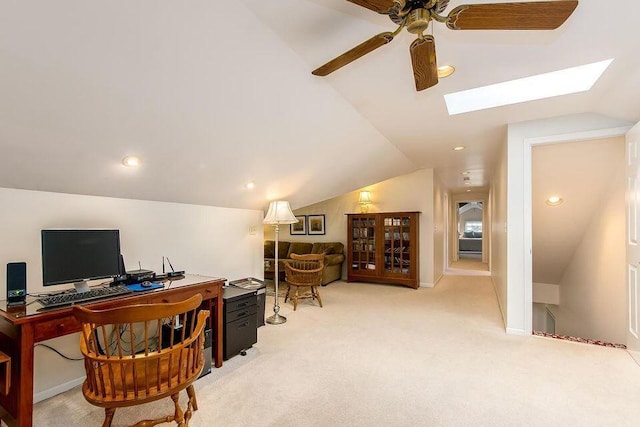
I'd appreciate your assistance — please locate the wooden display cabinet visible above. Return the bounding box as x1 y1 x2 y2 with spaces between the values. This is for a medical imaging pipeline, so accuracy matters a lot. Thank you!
347 212 419 288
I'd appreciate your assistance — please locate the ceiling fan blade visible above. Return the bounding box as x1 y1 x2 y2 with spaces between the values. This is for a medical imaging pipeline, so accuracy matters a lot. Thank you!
312 32 394 77
410 36 438 91
347 0 399 14
446 1 579 30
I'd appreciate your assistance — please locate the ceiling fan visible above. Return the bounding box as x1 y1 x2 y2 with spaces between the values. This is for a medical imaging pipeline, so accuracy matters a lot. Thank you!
312 0 579 91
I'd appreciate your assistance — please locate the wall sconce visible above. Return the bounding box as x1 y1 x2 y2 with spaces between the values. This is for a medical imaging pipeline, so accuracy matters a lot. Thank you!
358 191 372 213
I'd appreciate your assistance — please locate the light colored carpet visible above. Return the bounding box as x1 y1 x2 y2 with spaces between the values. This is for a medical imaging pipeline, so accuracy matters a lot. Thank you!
33 276 640 426
450 259 489 272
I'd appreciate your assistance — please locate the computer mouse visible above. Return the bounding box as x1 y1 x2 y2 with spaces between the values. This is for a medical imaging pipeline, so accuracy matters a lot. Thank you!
141 281 153 288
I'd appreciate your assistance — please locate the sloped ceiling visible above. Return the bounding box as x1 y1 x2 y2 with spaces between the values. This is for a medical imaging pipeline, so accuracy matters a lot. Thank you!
532 136 624 284
1 1 639 210
0 0 414 210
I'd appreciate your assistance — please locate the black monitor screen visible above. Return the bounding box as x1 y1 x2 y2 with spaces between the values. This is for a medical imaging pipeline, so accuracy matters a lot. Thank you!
41 229 121 286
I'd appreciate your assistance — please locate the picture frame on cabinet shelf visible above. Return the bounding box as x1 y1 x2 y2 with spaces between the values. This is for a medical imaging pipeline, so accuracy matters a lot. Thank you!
308 214 326 235
290 215 307 235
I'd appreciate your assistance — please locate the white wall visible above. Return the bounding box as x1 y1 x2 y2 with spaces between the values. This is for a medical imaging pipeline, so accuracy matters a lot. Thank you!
554 166 626 344
270 169 437 286
532 282 560 305
0 187 263 401
433 173 447 284
490 137 508 328
506 112 632 335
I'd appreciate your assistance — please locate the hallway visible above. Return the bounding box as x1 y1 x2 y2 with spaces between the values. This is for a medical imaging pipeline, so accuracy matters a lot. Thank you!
448 257 490 275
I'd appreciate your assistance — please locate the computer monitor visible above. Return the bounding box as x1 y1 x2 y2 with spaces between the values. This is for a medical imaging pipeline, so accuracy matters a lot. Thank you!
41 229 121 293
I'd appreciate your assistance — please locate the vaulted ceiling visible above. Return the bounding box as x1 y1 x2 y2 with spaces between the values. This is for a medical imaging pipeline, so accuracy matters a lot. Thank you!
1 1 638 210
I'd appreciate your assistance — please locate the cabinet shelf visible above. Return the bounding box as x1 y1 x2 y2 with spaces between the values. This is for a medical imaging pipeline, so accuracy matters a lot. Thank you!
347 212 419 289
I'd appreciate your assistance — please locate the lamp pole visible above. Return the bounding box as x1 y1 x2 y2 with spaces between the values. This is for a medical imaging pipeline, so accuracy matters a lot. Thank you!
263 200 296 325
266 223 286 324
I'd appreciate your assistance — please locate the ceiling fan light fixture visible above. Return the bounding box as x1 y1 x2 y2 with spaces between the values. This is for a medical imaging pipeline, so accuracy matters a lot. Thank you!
453 146 465 151
437 65 455 78
317 1 580 92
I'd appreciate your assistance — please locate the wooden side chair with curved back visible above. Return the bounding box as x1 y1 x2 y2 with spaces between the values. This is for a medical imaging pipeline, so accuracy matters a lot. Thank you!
72 294 209 427
283 253 325 311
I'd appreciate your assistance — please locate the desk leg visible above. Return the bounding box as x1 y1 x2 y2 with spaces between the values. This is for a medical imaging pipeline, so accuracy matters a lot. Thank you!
0 323 35 427
214 295 223 368
17 323 34 427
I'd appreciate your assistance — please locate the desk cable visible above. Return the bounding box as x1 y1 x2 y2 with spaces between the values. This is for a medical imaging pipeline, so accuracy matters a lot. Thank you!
34 343 83 361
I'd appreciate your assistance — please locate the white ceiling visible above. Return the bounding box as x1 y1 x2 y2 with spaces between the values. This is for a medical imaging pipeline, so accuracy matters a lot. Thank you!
1 1 639 210
532 136 624 284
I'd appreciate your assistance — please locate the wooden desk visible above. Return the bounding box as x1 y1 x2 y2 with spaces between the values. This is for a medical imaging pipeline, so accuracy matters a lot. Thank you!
0 274 225 427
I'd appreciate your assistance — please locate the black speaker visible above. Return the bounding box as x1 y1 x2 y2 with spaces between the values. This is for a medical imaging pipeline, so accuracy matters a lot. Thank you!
7 262 27 306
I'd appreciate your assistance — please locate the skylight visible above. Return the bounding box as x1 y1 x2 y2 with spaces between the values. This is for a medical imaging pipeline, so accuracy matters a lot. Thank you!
444 59 614 115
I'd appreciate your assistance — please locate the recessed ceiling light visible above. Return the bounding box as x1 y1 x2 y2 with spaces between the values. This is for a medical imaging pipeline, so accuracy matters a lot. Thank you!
546 196 564 206
466 189 472 192
246 182 255 190
122 156 141 167
437 65 455 78
444 58 614 115
461 171 470 175
464 182 472 186
453 146 465 151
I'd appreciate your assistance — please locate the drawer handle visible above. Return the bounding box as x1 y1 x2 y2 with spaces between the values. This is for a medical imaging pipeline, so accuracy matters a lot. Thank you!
237 311 248 317
239 322 249 328
237 302 248 308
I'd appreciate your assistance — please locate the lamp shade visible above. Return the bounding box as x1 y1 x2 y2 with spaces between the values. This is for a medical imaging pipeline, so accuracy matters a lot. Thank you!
263 201 297 225
358 191 372 204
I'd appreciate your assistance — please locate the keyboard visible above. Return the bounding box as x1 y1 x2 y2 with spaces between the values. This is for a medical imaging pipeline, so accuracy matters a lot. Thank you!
38 285 132 308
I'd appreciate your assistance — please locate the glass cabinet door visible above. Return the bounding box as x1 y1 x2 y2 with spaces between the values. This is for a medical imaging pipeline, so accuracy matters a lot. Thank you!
383 215 411 275
351 216 376 273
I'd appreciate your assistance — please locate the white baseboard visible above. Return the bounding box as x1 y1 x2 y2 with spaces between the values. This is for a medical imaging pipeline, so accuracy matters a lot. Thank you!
506 327 527 336
420 282 435 288
34 376 84 403
433 273 444 286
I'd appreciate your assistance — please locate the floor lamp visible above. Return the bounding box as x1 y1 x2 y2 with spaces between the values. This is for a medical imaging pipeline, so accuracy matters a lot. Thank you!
264 200 297 325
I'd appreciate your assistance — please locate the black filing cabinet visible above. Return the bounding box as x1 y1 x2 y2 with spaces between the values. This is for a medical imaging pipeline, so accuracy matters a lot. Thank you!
223 287 258 360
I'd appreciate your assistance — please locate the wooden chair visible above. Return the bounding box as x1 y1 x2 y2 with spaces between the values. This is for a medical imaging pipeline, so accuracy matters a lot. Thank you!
72 294 209 427
284 253 325 311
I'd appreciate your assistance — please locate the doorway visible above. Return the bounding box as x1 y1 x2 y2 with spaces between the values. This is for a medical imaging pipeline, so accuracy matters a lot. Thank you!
530 136 626 346
448 196 489 275
457 201 483 261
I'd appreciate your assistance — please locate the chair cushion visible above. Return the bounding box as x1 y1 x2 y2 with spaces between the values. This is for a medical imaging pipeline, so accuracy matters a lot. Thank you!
287 242 313 258
264 240 275 258
277 242 291 259
311 242 344 255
